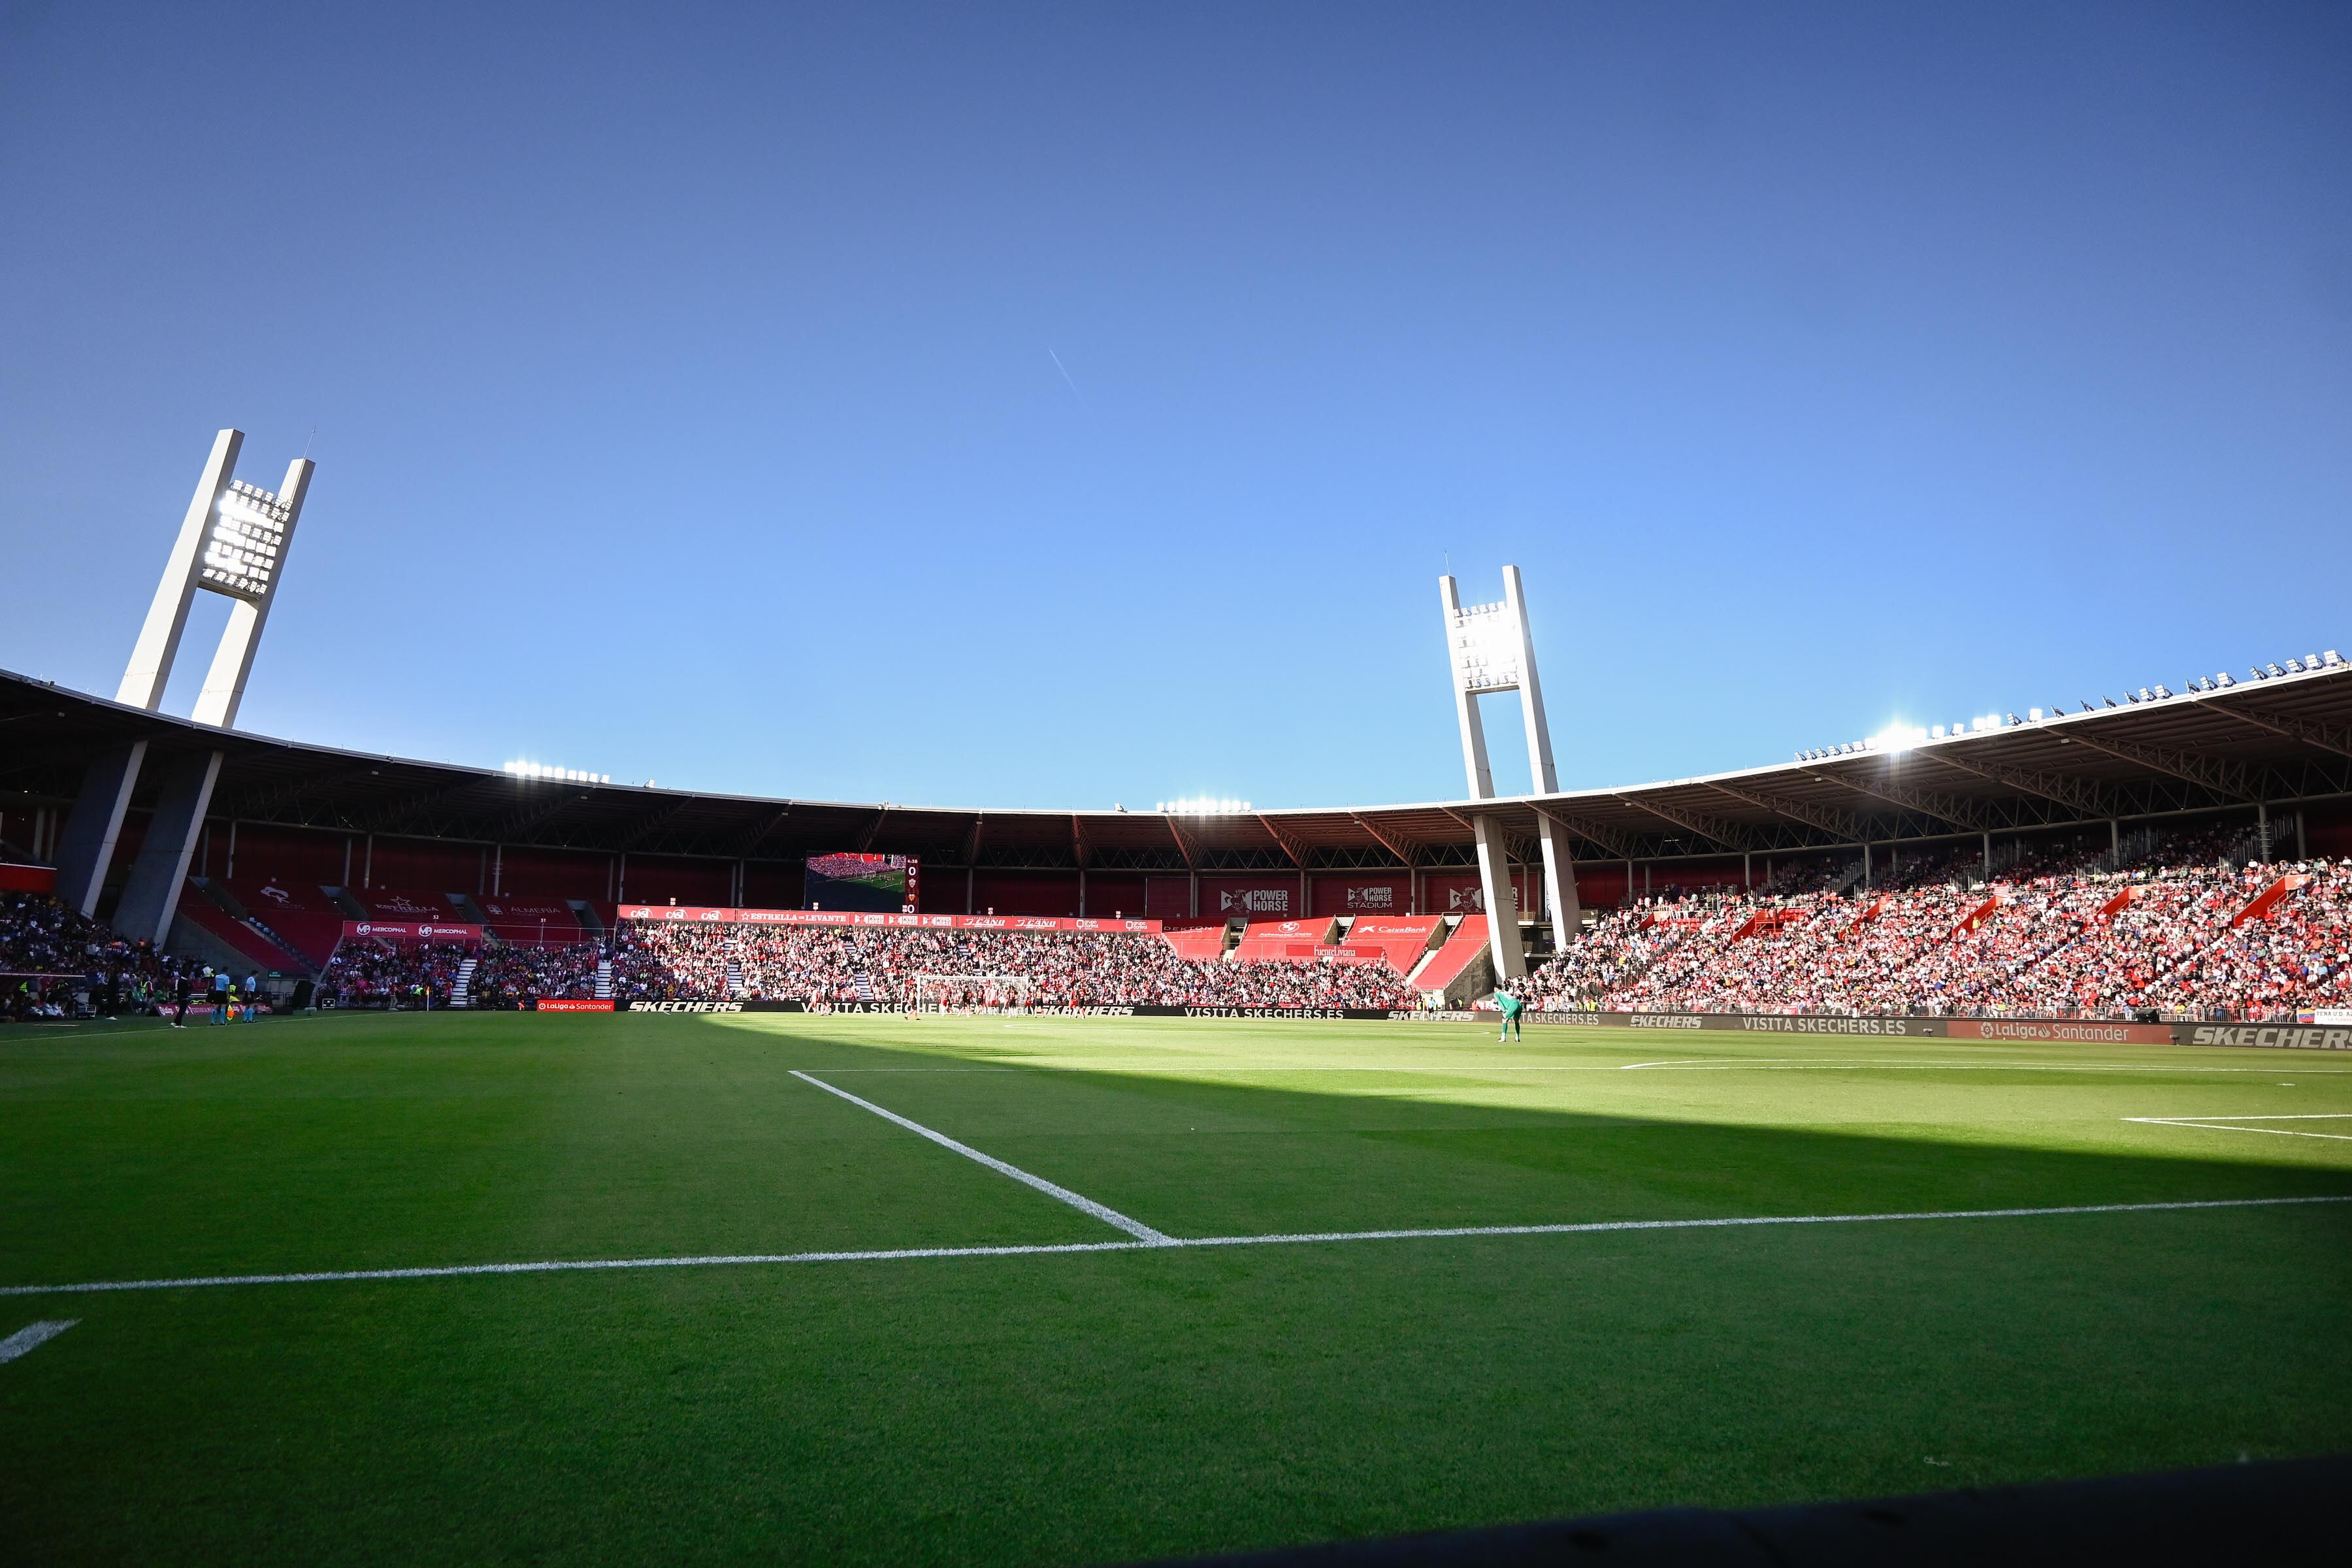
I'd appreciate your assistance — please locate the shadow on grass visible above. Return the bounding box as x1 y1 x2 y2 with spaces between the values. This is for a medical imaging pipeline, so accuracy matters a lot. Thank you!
719 1015 2352 1243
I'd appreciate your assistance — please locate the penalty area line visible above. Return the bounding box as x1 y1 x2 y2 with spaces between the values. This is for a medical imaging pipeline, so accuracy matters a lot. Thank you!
789 1069 1173 1245
4 1195 2346 1300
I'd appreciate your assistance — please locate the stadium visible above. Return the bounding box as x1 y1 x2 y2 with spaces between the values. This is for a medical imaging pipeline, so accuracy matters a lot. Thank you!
7 632 2352 1032
5 10 2350 1565
4 510 2350 1563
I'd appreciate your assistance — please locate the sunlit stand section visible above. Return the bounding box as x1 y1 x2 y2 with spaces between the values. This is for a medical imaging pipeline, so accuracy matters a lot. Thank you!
52 430 314 945
1439 565 1575 982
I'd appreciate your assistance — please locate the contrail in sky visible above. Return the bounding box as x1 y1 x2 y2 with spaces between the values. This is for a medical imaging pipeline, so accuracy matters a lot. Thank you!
1047 346 1082 400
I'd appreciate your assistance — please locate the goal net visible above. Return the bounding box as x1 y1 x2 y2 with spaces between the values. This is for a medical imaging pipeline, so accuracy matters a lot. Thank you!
911 973 1038 1013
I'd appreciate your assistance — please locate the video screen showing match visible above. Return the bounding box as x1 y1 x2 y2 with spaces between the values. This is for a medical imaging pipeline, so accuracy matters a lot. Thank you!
804 852 920 913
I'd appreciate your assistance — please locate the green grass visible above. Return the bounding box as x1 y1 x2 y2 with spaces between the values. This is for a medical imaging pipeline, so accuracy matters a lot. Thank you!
1 1011 2348 1564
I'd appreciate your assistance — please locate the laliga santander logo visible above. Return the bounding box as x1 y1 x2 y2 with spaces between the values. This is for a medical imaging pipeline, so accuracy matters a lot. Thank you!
1218 889 1292 914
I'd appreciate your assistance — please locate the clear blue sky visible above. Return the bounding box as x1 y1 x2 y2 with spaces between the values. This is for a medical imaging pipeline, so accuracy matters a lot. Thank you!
3 2 2347 809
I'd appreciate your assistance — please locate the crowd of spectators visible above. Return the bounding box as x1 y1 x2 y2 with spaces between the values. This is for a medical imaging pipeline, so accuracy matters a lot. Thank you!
20 821 2347 1026
1527 838 2351 1021
1 891 204 1022
610 921 1421 1009
467 941 602 1008
318 941 472 1009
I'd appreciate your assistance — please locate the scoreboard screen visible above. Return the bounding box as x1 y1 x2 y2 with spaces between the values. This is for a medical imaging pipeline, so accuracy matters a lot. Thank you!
805 853 919 913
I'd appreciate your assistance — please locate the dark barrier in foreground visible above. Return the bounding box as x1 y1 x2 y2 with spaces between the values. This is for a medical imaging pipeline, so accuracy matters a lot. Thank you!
1140 1454 2345 1567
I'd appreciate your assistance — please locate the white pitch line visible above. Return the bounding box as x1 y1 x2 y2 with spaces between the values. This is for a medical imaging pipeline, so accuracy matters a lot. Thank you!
0 1319 77 1362
3 1194 2345 1300
789 1069 1173 1245
2125 1115 2352 1143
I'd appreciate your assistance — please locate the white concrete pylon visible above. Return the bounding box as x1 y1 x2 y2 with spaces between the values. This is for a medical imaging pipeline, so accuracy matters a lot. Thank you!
118 429 242 711
1438 565 1575 971
57 429 315 941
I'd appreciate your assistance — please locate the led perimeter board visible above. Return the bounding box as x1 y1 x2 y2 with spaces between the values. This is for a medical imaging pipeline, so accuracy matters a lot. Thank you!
806 852 920 913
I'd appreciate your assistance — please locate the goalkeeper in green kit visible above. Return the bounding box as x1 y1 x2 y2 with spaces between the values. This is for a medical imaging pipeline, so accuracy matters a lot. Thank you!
1494 985 1525 1041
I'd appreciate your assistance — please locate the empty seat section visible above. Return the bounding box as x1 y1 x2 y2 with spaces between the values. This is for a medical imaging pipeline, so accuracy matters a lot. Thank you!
1230 916 1339 962
176 889 308 972
354 888 461 922
1410 915 1490 995
1338 914 1445 974
216 879 345 966
1160 921 1230 962
474 896 585 945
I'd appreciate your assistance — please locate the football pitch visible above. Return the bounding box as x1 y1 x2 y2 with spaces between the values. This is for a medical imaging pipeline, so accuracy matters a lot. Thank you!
3 1013 2348 1564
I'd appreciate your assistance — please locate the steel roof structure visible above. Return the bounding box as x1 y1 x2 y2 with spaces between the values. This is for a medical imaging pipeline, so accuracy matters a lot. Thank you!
5 663 2349 876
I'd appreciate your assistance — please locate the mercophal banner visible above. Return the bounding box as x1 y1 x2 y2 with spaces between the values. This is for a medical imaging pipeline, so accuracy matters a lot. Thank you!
342 920 483 943
614 906 1162 935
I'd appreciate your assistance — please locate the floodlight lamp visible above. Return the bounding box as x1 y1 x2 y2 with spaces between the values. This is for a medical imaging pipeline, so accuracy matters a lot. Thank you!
2266 664 2284 678
2308 653 2323 667
2153 685 2172 699
2285 659 2304 674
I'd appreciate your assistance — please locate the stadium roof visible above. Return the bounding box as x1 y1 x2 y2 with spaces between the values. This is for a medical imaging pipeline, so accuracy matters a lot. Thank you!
5 664 2349 874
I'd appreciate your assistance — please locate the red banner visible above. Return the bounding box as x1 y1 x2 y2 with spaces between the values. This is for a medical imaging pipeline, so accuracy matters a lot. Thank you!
615 906 1162 935
341 921 483 943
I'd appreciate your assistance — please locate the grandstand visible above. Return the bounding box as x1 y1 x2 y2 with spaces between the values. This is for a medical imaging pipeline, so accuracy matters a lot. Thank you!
5 655 2352 1025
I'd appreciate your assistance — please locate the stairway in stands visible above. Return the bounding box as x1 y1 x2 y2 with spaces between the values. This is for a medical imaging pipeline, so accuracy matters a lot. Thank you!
852 973 876 1002
450 956 478 1009
725 958 745 998
593 959 613 1000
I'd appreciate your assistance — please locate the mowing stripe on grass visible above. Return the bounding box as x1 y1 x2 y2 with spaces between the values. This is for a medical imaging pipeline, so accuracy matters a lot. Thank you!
788 1070 1175 1245
0 1320 76 1362
3 1195 2346 1299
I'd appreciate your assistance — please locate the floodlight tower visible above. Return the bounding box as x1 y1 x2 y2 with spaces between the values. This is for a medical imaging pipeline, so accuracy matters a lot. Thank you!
1439 565 1576 981
52 430 314 946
